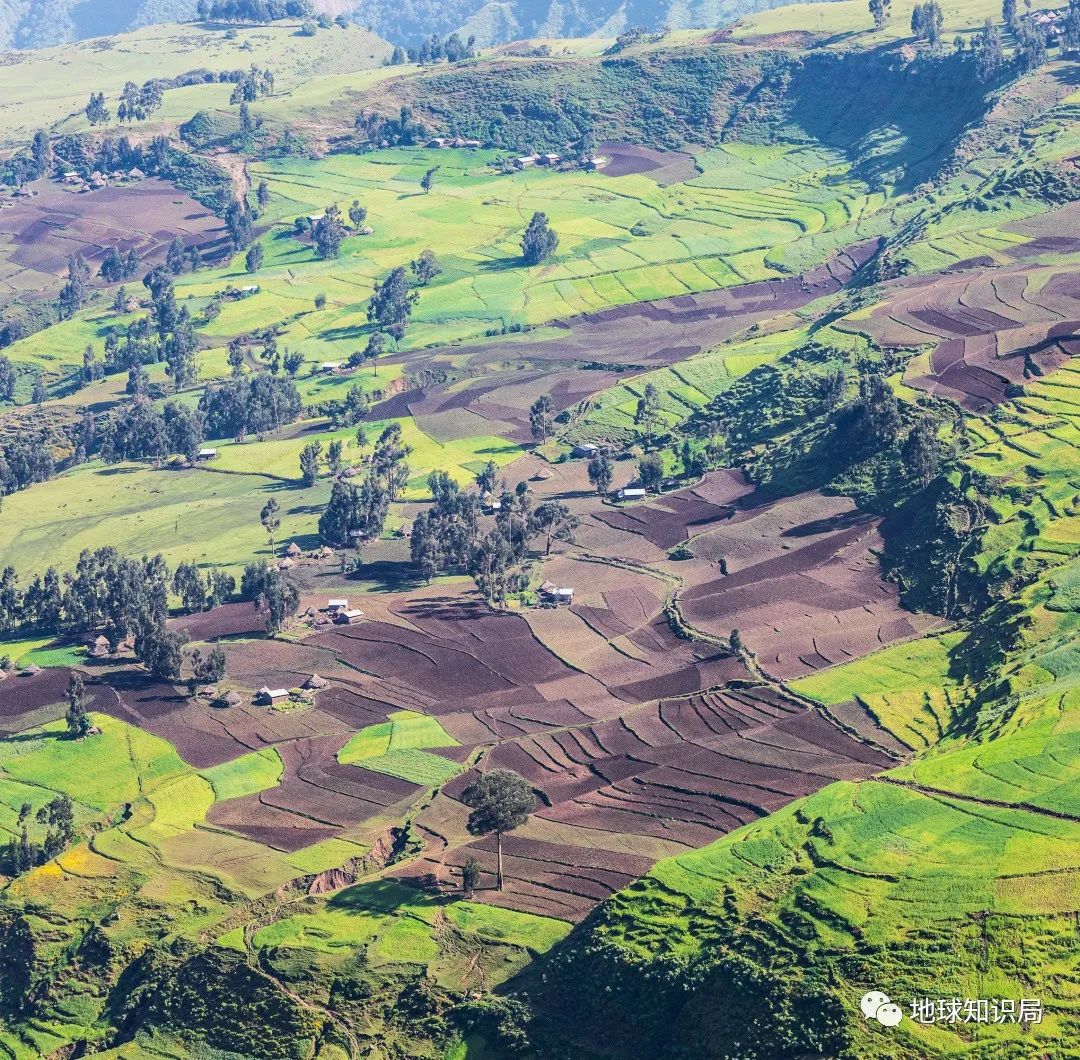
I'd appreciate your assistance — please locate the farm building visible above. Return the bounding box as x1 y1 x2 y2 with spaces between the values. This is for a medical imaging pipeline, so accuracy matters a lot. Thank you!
334 608 365 625
255 687 289 705
539 582 575 606
277 557 295 570
214 690 242 708
196 448 217 460
573 443 599 458
320 362 343 373
618 487 648 501
303 674 328 690
285 542 302 558
87 634 110 658
327 598 348 612
513 155 540 168
427 137 449 148
540 153 561 165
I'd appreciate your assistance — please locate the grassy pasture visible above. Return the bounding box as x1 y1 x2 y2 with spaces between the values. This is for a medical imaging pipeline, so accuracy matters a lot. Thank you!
233 141 880 357
199 748 283 803
0 408 522 580
338 710 459 765
0 459 327 578
362 748 463 786
793 632 967 750
0 714 187 810
250 877 570 979
734 0 1069 43
0 22 391 147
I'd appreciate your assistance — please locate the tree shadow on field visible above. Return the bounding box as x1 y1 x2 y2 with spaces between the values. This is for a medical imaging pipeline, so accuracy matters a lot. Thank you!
319 323 372 343
781 507 873 537
327 876 449 913
478 255 524 272
399 594 492 623
1047 64 1080 89
348 560 431 594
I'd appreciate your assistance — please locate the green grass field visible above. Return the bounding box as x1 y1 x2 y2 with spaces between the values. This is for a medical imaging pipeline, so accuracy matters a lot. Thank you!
338 710 459 765
0 22 391 147
734 0 1068 42
200 748 284 803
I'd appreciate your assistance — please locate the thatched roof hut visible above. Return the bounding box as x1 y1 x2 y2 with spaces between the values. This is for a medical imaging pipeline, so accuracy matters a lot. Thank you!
303 673 328 690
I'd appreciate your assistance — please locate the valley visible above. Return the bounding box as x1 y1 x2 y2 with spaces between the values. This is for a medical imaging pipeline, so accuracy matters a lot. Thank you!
0 4 1077 1060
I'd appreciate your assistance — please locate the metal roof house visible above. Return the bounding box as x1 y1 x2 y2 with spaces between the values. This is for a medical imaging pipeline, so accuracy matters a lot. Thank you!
334 608 365 625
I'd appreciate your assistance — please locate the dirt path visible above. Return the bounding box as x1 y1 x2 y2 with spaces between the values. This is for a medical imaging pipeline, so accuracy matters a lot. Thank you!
214 150 253 204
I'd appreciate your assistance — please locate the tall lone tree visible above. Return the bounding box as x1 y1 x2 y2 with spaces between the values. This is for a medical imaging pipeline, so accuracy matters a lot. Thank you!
367 266 418 335
363 331 385 375
521 212 558 266
261 498 281 556
529 394 555 442
587 452 613 495
460 768 535 891
869 0 891 28
300 440 323 486
420 166 439 194
65 672 91 739
410 249 442 286
312 204 346 260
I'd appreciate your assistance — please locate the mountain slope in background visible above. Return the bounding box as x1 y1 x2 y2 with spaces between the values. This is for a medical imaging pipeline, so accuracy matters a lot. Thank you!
0 0 822 49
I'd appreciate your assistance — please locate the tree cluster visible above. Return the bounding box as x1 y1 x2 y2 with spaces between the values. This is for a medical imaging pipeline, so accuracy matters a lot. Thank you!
869 0 892 29
239 563 300 633
229 65 275 104
204 0 314 21
1 796 77 877
410 472 577 603
367 266 418 338
85 92 109 126
353 106 426 148
117 80 165 123
99 246 141 284
99 398 206 462
407 33 476 64
521 212 558 266
911 0 943 43
198 372 302 440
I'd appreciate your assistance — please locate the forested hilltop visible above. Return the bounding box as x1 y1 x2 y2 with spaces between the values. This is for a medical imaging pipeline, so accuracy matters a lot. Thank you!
0 0 1077 1057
